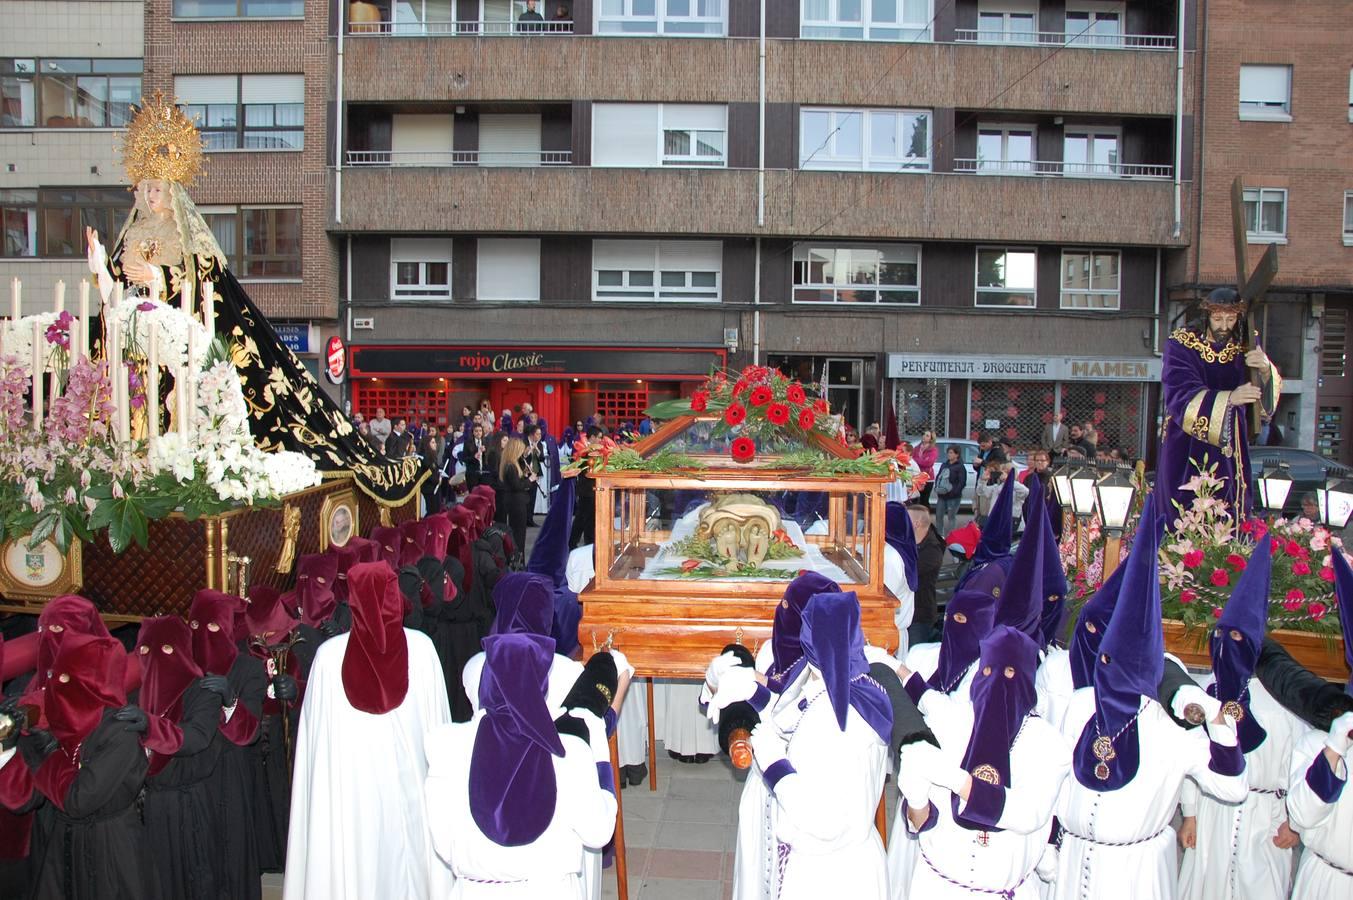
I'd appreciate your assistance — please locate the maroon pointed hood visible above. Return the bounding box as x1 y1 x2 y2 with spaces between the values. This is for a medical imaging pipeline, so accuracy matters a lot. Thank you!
341 562 409 715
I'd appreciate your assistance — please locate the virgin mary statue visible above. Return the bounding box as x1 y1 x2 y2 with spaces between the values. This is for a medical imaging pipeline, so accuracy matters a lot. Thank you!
98 92 424 506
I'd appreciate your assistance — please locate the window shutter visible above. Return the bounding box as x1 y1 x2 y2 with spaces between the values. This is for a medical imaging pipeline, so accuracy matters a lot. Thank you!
594 239 657 271
592 104 661 167
661 104 725 132
478 114 542 166
240 75 304 105
657 240 722 272
392 114 455 159
477 239 542 301
174 75 238 105
1239 65 1289 104
391 237 453 263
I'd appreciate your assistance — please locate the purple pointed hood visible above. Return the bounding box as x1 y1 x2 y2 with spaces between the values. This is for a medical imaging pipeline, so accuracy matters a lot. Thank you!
954 625 1039 832
927 588 998 694
1210 534 1271 753
993 497 1048 641
470 633 566 847
962 471 1016 579
1073 491 1162 791
489 573 555 638
799 591 892 745
884 502 919 593
1330 543 1353 695
1036 504 1070 650
768 571 841 692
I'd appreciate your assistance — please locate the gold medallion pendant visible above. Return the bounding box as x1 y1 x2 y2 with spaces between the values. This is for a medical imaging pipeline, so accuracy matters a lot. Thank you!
1222 700 1245 722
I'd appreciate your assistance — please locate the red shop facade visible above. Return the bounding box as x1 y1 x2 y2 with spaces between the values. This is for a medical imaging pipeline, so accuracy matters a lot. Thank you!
348 344 727 433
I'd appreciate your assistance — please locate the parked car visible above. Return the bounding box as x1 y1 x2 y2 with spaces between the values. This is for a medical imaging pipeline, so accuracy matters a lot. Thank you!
924 438 1025 511
1248 447 1352 519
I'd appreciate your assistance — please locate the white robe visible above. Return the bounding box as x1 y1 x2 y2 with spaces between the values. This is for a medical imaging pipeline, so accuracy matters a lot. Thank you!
656 678 719 755
1286 729 1353 899
424 709 618 899
1177 679 1309 900
1052 689 1249 900
461 650 584 716
770 674 889 900
283 629 454 900
1035 647 1074 731
616 677 649 768
899 690 1070 899
730 641 795 900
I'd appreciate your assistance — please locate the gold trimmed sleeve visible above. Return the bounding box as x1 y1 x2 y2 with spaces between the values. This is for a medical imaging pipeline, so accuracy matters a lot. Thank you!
1182 389 1229 448
1207 392 1230 448
1261 361 1282 417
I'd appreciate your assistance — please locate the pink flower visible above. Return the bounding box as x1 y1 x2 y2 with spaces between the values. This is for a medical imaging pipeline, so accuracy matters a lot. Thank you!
1182 550 1205 569
1308 602 1329 621
1283 589 1305 611
1320 566 1335 582
1179 589 1197 605
1292 561 1311 576
1212 607 1223 619
137 301 156 312
1209 569 1230 587
1286 540 1308 559
1225 553 1247 572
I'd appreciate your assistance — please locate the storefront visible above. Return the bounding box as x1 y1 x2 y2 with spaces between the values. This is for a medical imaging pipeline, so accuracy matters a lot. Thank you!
887 352 1163 458
768 354 879 436
348 344 726 433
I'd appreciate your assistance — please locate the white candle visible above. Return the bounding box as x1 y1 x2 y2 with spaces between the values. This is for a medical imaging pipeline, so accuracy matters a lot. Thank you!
180 280 193 319
11 278 20 323
202 281 215 337
147 318 159 445
30 320 42 432
77 280 90 361
184 330 196 440
54 280 65 314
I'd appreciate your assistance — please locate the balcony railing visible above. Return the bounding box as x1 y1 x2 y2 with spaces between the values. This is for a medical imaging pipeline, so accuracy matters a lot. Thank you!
345 150 573 167
953 29 1175 49
348 18 573 35
953 159 1173 180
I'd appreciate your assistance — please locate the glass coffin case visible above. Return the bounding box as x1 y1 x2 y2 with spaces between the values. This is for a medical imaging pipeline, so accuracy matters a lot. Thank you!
577 415 901 677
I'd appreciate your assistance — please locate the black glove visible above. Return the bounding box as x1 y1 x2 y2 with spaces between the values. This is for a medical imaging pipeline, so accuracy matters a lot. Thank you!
19 728 58 767
318 619 341 639
562 652 619 720
271 674 299 704
198 674 237 707
0 694 21 720
0 712 19 752
113 704 148 734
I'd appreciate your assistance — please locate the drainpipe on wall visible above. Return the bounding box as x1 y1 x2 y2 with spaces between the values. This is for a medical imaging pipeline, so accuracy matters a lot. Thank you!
1171 0 1185 239
752 0 766 366
335 0 345 224
1154 246 1163 357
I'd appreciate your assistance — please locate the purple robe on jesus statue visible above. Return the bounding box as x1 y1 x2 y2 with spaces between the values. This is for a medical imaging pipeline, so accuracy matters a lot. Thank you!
1157 325 1280 528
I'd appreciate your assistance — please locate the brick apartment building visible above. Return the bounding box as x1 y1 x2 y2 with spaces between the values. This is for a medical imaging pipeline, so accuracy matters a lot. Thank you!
1171 0 1353 463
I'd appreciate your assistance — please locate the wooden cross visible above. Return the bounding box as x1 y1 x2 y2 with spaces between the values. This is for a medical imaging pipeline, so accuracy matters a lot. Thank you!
1228 176 1281 438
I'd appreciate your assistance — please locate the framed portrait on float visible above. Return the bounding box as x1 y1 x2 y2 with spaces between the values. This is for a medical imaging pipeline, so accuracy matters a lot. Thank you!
0 536 84 600
319 489 358 552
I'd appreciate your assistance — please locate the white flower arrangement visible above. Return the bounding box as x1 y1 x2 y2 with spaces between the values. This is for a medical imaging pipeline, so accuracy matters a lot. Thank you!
1 312 67 373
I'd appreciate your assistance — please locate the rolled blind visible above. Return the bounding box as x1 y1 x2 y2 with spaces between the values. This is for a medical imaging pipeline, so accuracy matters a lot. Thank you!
174 75 237 105
592 103 660 167
241 75 304 105
1239 65 1289 104
477 239 541 301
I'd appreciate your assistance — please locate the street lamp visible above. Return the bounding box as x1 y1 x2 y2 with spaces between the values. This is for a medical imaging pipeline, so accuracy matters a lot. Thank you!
1316 477 1353 530
1050 462 1075 536
1069 464 1099 572
1255 463 1294 521
1094 468 1137 578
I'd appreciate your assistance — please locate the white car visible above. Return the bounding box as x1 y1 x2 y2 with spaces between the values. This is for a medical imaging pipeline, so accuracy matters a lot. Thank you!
920 438 1025 510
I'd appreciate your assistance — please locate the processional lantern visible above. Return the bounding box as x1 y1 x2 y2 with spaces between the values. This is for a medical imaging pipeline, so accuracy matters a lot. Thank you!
1255 463 1293 516
1094 468 1136 578
1316 477 1353 529
1069 465 1099 519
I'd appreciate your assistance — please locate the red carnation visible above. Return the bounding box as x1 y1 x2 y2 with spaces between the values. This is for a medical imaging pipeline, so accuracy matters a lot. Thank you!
724 403 747 426
1182 550 1204 569
1212 607 1223 619
730 436 756 463
1309 601 1329 621
1286 540 1307 559
786 383 807 406
1283 596 1304 612
1320 566 1335 582
750 386 774 407
1292 560 1311 576
813 398 829 414
797 408 816 430
1225 553 1247 572
1286 588 1306 601
1179 589 1197 605
689 391 709 412
1209 568 1230 587
766 403 791 426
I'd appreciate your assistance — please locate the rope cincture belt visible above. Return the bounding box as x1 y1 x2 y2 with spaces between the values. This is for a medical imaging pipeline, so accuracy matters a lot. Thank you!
1250 786 1288 799
1060 825 1167 848
919 845 1028 899
1312 849 1353 877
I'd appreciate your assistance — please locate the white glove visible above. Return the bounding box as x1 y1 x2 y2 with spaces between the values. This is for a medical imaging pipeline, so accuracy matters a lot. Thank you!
1204 709 1239 747
706 667 760 725
608 648 635 682
919 748 970 796
1170 685 1221 725
1035 845 1059 883
863 644 899 671
1326 712 1353 756
703 651 745 696
749 722 788 771
896 747 931 811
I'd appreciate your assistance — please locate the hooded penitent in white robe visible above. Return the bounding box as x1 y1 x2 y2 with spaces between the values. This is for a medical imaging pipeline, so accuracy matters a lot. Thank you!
1177 678 1310 900
1052 689 1248 900
461 651 583 715
1286 727 1353 899
423 709 617 899
897 689 1069 900
283 629 454 900
769 673 889 900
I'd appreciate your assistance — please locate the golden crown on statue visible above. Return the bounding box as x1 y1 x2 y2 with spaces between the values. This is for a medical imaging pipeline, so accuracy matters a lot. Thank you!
121 91 205 187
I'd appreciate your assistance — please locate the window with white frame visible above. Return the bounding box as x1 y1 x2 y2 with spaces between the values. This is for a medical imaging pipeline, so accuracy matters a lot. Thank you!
176 74 304 150
792 243 921 304
593 240 721 302
1065 2 1122 46
1238 65 1292 121
596 0 724 35
1242 188 1287 242
477 238 541 302
976 0 1037 42
799 107 930 172
391 238 452 300
801 0 932 41
200 205 301 277
1060 249 1120 310
975 124 1036 173
975 247 1037 307
1344 191 1353 245
1063 128 1119 177
592 103 727 168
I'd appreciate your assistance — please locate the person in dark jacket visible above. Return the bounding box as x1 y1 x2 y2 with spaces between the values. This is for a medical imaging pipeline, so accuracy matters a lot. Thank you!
907 504 945 645
499 436 537 556
460 422 488 490
485 431 509 524
569 425 603 549
934 445 967 537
